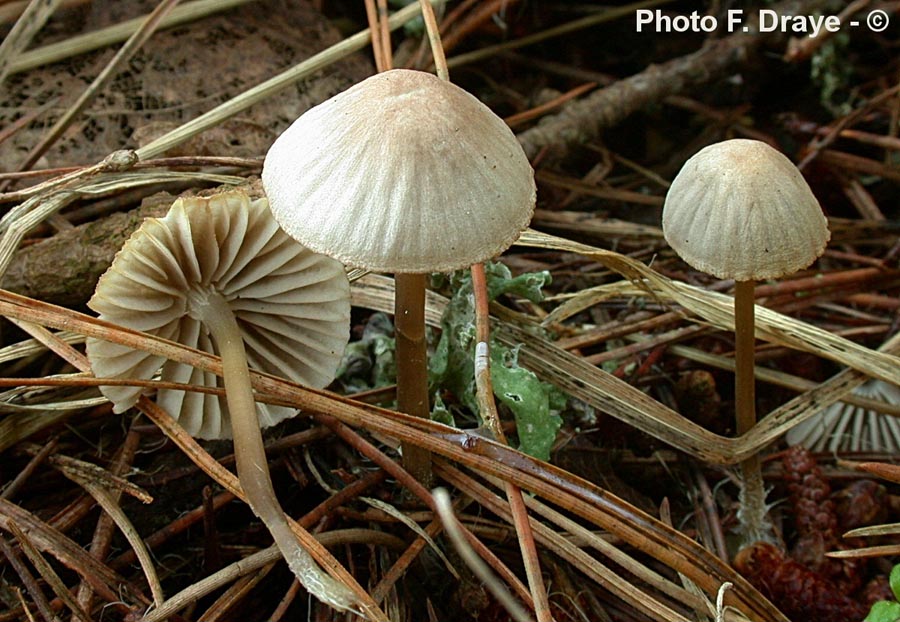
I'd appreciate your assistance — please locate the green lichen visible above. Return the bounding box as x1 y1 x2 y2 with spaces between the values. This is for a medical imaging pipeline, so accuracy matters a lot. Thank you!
430 263 564 461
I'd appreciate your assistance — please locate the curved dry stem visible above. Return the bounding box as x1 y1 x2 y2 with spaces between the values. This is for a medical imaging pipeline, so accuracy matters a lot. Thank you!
197 293 360 613
433 488 535 622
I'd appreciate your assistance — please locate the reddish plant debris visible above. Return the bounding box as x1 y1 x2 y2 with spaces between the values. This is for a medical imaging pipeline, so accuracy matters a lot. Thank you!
733 542 868 622
833 479 889 530
782 445 867 593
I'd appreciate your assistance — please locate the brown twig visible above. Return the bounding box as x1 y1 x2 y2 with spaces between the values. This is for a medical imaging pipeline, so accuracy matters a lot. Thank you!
75 423 142 613
516 0 824 161
0 534 59 622
471 263 552 622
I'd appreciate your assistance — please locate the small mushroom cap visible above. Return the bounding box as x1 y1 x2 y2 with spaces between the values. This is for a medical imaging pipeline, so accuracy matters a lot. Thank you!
262 68 536 273
86 190 351 440
662 139 830 281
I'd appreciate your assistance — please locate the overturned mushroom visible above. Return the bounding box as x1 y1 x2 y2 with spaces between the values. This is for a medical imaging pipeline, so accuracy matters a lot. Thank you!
787 380 900 452
86 190 357 611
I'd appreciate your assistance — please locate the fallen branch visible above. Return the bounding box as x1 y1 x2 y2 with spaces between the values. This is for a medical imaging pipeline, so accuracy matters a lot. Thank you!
517 0 827 160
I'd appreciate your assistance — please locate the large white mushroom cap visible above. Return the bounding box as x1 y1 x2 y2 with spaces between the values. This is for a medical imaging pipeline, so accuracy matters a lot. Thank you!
262 69 536 273
662 139 830 281
86 191 351 439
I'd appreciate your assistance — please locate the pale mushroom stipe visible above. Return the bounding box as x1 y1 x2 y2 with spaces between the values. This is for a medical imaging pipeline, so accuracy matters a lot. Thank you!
662 138 830 543
86 191 360 612
263 68 536 483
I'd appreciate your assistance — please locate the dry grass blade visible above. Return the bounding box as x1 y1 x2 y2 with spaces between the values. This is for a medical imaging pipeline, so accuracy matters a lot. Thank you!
445 0 674 70
80 509 153 613
43 451 152 504
517 229 900 387
843 522 900 538
5 0 256 76
825 544 900 559
437 463 699 622
0 497 151 608
0 533 57 622
432 487 535 622
0 288 786 622
0 0 63 86
0 170 245 276
18 0 182 171
741 330 900 459
660 342 900 417
134 0 444 160
7 521 93 622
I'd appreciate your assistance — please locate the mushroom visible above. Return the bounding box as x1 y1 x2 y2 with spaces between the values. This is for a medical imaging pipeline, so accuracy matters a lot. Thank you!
262 68 536 482
662 138 830 542
85 190 358 611
787 380 900 452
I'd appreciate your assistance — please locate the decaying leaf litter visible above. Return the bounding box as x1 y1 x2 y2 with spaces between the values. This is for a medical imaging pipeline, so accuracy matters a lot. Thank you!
0 1 898 621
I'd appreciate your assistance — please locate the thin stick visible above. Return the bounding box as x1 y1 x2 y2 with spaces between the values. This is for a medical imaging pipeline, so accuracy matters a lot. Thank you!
471 264 503 439
376 0 392 70
75 425 142 614
363 0 385 72
7 522 93 622
59 466 165 607
433 488 535 622
418 0 447 80
0 535 58 622
471 263 553 622
320 415 533 607
0 0 63 87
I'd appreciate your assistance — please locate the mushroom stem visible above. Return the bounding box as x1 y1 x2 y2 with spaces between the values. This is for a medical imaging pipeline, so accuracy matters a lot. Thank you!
197 292 359 612
733 280 756 437
733 280 772 544
394 273 432 485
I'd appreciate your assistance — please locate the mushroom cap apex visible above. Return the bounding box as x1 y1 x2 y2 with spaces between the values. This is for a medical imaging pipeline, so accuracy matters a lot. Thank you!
262 68 536 273
662 139 830 281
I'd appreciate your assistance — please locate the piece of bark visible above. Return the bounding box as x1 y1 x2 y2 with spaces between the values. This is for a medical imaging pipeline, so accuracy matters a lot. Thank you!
2 181 264 306
2 191 173 306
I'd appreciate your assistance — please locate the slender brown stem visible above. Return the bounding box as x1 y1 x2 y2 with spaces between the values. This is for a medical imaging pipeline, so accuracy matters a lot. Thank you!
733 280 772 544
363 0 385 72
418 0 448 80
733 280 757 436
394 273 432 485
471 263 504 440
376 0 393 69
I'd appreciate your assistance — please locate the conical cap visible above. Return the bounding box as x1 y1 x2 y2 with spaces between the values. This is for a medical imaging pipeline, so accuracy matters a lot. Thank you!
662 139 830 281
262 69 536 273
